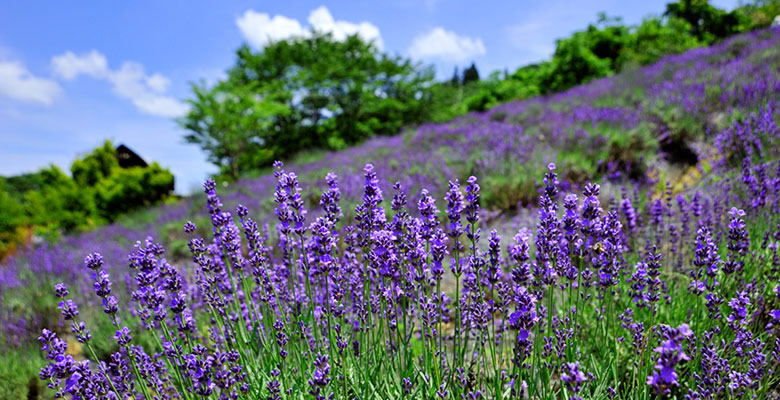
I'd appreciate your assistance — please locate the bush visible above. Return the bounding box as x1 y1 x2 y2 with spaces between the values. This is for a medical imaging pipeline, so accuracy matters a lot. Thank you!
0 141 174 256
95 162 174 221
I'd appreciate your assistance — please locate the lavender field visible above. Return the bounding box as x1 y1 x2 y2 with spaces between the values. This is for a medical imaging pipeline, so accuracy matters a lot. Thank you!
2 23 780 400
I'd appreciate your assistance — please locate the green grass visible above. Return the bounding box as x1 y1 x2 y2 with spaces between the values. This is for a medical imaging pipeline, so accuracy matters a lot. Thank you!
0 347 48 400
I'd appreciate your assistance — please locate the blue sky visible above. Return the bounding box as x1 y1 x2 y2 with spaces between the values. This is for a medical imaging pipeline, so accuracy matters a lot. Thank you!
0 0 740 194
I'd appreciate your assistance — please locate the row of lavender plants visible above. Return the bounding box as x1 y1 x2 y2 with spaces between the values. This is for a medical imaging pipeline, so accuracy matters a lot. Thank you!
37 97 780 398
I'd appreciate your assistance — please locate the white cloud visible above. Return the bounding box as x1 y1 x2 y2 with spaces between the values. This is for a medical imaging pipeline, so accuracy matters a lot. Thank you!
408 28 486 62
107 62 188 117
307 6 383 50
0 60 61 105
50 50 187 118
51 50 108 80
236 6 384 50
236 10 305 48
145 73 170 93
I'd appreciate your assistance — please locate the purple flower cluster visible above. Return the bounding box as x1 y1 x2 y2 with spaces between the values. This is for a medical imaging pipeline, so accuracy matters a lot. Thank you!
28 147 780 399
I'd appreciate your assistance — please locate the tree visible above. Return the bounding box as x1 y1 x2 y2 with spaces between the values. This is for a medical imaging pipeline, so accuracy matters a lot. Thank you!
23 165 97 232
542 33 612 93
0 183 25 255
0 142 174 256
71 141 174 221
180 80 290 180
585 13 630 71
181 31 435 180
618 16 702 68
462 63 480 85
450 66 460 86
94 162 174 220
72 140 119 186
665 0 741 42
733 0 780 30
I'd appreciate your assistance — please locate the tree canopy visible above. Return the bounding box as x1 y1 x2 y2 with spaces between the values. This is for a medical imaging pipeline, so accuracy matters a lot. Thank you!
180 31 435 180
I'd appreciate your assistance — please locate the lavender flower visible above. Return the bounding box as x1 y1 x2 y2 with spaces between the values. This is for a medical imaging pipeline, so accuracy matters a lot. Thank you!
561 362 588 399
647 324 693 396
724 207 749 274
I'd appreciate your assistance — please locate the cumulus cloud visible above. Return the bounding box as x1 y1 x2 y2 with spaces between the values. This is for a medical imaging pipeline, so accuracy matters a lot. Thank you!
51 50 108 80
144 73 171 93
108 62 188 117
307 6 383 49
0 60 62 105
408 28 486 62
50 50 187 118
236 10 305 48
236 6 384 50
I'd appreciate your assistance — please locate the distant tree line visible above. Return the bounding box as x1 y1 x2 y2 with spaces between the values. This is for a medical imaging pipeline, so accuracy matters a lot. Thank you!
0 141 174 256
179 0 779 181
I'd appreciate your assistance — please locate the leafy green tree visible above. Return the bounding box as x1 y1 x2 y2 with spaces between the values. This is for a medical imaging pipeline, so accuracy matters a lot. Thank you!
510 62 552 94
71 140 174 221
0 143 174 256
23 165 97 232
665 0 741 42
618 16 702 68
584 13 630 70
180 80 290 180
542 33 612 93
734 0 780 30
181 31 434 180
463 70 544 112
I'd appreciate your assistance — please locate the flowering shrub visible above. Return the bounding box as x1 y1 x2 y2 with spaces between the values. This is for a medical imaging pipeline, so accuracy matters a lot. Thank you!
36 150 780 399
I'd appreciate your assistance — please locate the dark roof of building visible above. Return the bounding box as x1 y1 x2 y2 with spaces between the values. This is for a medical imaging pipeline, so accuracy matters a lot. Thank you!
115 144 148 168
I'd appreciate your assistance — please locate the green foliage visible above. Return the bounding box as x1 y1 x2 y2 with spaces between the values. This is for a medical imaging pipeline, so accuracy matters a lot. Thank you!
426 81 478 122
0 347 46 400
584 13 631 70
94 162 174 221
180 79 290 180
498 1 776 96
735 0 780 30
665 0 742 41
0 141 174 256
71 141 120 186
618 16 702 69
14 165 98 234
0 185 25 255
542 32 613 93
181 31 435 180
435 65 551 115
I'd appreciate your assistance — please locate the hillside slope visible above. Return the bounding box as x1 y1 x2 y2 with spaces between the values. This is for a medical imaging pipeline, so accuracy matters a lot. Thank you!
3 27 779 291
0 27 779 399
